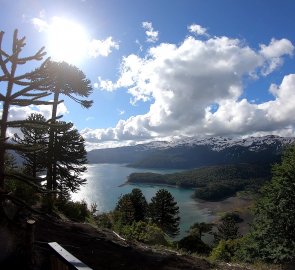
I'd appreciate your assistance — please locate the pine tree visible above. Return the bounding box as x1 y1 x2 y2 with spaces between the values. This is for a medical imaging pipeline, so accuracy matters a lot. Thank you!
115 194 136 225
130 188 148 222
13 113 48 178
248 145 295 262
149 189 180 237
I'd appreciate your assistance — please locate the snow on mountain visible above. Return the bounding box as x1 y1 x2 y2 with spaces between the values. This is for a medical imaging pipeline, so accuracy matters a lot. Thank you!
139 135 295 152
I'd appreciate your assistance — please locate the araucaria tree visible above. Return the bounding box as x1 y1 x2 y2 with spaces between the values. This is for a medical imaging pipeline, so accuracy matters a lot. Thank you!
0 30 55 194
13 113 48 178
149 189 180 237
36 61 92 193
52 121 87 195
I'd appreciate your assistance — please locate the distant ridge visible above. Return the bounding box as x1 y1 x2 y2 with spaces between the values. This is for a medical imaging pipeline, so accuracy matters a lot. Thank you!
87 135 295 169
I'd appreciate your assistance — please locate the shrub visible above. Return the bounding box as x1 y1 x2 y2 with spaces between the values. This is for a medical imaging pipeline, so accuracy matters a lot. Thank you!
58 199 90 222
177 234 211 255
210 238 241 262
95 213 112 229
119 221 169 246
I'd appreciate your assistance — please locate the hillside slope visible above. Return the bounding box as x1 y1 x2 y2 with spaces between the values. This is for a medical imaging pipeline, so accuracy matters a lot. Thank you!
88 135 294 169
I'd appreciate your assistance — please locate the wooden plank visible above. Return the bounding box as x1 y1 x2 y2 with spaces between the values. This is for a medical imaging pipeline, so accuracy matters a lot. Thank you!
48 242 93 270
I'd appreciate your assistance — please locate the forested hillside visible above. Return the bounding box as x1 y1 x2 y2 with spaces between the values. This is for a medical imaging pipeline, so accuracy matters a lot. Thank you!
128 163 271 200
88 136 293 169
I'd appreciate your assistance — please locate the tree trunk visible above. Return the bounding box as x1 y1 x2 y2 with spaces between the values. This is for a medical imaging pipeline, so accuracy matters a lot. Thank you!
0 58 17 191
47 91 59 191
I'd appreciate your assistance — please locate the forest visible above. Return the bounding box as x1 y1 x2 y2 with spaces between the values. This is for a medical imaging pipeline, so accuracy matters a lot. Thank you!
1 29 295 269
128 163 271 200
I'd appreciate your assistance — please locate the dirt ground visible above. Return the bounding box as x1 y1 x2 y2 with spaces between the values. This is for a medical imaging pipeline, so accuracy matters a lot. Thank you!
196 196 254 234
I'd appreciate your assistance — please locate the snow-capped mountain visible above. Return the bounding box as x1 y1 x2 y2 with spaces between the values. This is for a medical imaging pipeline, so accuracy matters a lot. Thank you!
87 135 295 169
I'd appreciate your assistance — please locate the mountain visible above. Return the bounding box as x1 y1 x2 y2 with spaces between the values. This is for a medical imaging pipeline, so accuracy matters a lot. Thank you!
87 135 295 169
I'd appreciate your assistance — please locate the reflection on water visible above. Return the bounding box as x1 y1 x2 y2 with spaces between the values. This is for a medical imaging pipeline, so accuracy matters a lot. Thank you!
72 163 214 239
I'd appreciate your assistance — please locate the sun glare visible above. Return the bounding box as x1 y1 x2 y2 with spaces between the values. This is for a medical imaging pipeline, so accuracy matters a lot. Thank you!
47 17 89 65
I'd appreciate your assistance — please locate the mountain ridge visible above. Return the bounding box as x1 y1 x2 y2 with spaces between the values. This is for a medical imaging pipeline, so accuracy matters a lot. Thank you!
87 135 295 169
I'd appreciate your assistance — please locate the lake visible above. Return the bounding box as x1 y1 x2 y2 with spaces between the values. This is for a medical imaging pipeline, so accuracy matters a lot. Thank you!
72 163 214 239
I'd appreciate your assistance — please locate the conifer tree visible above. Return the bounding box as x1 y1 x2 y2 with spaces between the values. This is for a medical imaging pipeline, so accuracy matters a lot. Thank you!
0 29 56 194
129 188 148 222
52 121 87 195
149 189 180 237
115 194 136 225
36 61 93 192
13 113 48 178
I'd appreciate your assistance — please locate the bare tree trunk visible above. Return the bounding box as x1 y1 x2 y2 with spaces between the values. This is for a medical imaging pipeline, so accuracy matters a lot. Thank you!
0 56 17 191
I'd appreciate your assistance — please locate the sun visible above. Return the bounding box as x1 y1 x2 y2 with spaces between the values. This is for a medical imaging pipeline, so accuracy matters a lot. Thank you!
47 17 89 65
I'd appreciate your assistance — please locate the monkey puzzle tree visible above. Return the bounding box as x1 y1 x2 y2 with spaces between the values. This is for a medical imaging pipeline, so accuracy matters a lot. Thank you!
0 30 56 195
36 61 93 192
52 121 87 196
13 113 48 178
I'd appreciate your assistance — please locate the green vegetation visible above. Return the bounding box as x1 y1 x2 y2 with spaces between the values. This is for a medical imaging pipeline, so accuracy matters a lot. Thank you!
176 222 213 255
128 163 271 201
208 145 295 265
241 145 295 263
149 189 180 237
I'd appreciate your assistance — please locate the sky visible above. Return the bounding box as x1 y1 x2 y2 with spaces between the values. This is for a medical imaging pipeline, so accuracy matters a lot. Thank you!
1 0 295 149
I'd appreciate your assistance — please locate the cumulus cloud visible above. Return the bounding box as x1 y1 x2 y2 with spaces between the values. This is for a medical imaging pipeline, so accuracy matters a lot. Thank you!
259 38 293 75
142 21 159 43
188 24 208 36
88 37 119 58
89 33 294 149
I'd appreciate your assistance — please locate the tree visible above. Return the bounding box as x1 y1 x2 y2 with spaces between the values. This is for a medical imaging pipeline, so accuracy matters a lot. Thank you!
246 145 295 263
214 215 240 244
13 113 48 178
0 29 54 193
189 222 213 239
53 121 87 195
115 194 136 225
36 61 93 193
149 189 180 237
129 188 148 222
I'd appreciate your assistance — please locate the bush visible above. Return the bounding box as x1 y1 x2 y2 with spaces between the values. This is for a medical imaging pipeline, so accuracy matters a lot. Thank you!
95 213 112 229
177 234 211 255
58 199 90 222
119 221 169 246
5 179 39 206
209 238 241 262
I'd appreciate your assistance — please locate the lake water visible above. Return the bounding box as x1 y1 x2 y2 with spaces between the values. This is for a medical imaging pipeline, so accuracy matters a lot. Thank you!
72 163 214 239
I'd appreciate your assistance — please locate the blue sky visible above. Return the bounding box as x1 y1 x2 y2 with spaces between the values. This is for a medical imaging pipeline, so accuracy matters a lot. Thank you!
1 0 295 149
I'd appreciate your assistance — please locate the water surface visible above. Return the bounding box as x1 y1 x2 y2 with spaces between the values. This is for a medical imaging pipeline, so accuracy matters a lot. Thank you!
72 163 214 238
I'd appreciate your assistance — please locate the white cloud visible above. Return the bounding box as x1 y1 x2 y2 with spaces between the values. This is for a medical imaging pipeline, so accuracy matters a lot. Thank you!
260 38 294 75
31 18 49 32
88 33 294 148
88 37 119 58
188 24 208 36
142 21 159 43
